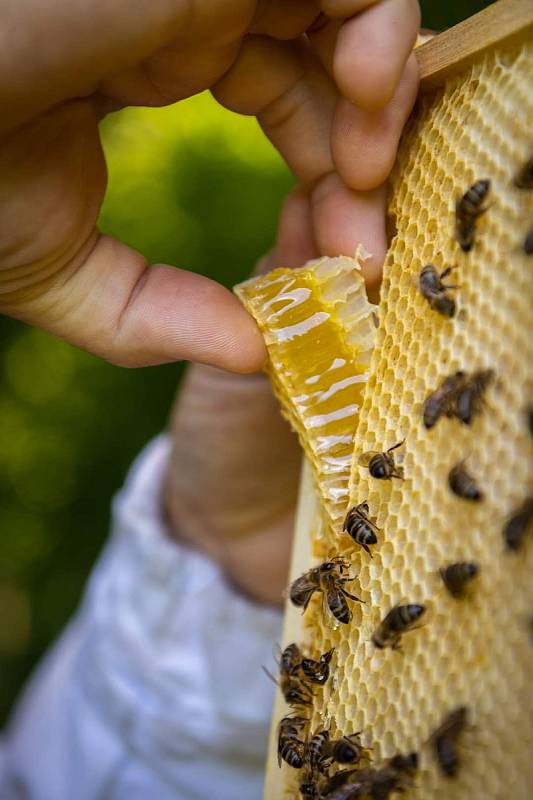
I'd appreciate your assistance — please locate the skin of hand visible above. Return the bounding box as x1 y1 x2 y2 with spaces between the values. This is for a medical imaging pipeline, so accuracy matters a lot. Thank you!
165 365 301 605
0 0 420 372
165 190 314 605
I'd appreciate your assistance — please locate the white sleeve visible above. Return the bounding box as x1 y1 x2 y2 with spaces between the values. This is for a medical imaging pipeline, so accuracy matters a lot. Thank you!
1 435 282 800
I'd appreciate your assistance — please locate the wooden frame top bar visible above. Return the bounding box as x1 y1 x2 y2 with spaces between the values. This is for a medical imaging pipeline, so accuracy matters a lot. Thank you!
416 0 533 92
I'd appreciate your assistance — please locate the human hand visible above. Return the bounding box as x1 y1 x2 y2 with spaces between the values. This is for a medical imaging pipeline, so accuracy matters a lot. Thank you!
164 188 320 604
0 0 419 372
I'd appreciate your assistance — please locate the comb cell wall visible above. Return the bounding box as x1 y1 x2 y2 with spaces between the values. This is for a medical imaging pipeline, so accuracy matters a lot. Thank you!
301 42 532 800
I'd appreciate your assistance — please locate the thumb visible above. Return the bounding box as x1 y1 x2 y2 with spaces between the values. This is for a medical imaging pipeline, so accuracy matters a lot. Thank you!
0 98 266 373
3 233 267 372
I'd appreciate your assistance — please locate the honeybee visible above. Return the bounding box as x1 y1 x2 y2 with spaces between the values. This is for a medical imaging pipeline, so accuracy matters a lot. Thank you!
289 558 363 624
368 753 418 800
300 647 335 685
305 729 332 774
430 706 469 778
277 715 307 768
263 665 313 707
298 774 321 800
280 643 302 675
290 565 323 610
454 369 494 425
321 774 371 800
368 768 409 800
264 643 313 707
514 156 533 189
388 752 418 775
322 567 364 625
331 732 366 765
423 371 466 429
448 461 483 501
343 503 380 555
372 603 426 650
455 179 490 252
419 264 458 317
283 678 313 708
503 497 533 551
524 230 533 255
440 562 479 597
358 441 405 480
319 768 365 795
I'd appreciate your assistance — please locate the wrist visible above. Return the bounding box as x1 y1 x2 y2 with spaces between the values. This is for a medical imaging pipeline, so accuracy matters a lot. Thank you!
164 472 293 606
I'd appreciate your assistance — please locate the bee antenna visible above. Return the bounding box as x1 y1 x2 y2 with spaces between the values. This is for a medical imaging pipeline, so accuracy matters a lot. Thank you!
262 665 278 686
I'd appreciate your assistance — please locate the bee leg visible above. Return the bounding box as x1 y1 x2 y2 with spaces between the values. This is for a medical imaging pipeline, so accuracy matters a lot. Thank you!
439 266 456 280
341 587 364 603
320 757 333 775
408 622 427 634
301 590 317 613
387 439 406 453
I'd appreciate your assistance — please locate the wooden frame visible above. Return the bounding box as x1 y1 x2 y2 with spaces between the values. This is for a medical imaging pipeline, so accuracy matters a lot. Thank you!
263 3 532 797
416 0 533 92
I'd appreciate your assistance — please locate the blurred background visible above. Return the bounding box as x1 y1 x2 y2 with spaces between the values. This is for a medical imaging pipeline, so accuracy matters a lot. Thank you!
0 1 491 722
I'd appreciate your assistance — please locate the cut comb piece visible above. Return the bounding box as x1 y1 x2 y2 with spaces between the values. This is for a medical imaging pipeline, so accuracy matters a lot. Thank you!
236 251 377 535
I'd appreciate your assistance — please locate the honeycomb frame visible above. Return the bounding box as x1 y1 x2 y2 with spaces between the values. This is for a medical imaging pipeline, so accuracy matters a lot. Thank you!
247 36 532 800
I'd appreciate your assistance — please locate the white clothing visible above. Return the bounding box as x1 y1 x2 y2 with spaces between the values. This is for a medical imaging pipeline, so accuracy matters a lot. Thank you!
1 436 281 800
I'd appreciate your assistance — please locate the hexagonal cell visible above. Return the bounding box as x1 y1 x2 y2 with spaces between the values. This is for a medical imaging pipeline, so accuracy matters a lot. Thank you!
256 40 533 800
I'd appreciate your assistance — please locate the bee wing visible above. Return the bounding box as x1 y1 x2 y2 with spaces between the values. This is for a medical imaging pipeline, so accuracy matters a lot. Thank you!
288 574 312 594
329 555 350 569
302 587 319 612
358 450 378 467
319 578 337 621
320 588 330 622
290 577 319 611
324 587 339 619
364 514 381 533
329 588 352 623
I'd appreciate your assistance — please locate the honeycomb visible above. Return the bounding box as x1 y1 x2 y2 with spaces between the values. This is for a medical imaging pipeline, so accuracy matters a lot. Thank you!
237 39 533 800
236 251 377 535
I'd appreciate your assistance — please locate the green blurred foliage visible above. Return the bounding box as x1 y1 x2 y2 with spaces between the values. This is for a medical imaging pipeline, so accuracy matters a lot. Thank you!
0 0 491 722
420 0 491 32
0 97 291 723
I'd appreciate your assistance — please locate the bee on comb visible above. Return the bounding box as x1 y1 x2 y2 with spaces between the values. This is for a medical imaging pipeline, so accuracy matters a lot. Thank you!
455 179 490 252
